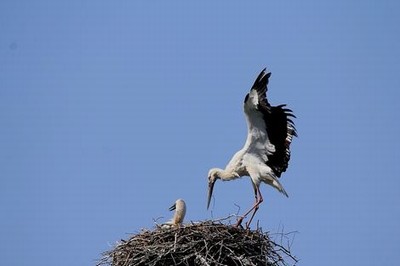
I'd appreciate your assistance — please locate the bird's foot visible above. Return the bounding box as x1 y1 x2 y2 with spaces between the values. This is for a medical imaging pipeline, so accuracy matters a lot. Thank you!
246 222 250 230
245 221 251 230
234 216 245 228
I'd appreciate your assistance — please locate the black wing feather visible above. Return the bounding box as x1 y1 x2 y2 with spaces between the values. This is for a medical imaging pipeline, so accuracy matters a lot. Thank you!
265 105 297 177
251 68 297 177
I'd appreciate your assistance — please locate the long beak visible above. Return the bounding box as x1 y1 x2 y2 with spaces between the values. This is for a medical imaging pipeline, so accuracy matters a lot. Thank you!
169 203 176 211
207 179 216 209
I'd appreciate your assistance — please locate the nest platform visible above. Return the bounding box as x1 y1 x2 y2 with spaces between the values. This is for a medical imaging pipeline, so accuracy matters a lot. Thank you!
98 220 297 266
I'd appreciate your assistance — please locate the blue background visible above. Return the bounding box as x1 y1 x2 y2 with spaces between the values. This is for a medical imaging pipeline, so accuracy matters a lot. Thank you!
1 1 399 265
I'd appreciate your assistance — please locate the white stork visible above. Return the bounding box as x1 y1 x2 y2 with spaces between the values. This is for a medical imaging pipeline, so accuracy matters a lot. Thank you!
207 68 297 228
162 199 187 228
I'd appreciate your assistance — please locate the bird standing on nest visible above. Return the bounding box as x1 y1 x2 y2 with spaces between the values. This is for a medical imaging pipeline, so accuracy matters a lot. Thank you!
207 68 297 228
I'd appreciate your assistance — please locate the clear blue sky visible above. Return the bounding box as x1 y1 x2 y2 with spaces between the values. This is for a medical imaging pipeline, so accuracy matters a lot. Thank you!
1 1 399 265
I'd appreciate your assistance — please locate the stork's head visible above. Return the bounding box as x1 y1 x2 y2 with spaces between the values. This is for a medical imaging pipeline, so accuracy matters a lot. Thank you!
169 198 186 212
169 198 186 225
207 168 222 209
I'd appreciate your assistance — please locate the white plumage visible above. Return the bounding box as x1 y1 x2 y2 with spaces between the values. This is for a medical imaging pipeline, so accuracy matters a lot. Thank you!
162 199 186 228
207 68 297 228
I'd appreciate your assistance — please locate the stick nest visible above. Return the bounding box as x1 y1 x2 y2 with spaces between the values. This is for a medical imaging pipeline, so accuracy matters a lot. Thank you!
98 220 297 266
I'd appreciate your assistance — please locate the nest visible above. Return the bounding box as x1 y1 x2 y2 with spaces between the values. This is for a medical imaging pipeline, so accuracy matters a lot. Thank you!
98 220 297 266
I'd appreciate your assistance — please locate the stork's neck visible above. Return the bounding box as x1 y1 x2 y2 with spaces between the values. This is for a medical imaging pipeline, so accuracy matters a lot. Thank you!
216 168 240 181
173 206 186 225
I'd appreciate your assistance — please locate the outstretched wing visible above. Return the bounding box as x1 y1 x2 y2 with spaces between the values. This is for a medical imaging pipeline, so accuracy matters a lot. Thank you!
243 68 297 177
265 104 297 177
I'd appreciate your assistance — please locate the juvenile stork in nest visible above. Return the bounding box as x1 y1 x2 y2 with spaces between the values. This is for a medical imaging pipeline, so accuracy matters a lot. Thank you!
162 199 186 228
207 68 297 228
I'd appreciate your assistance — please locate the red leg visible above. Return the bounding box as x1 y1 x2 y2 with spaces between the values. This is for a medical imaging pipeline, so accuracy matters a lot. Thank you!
245 186 263 229
235 184 260 227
